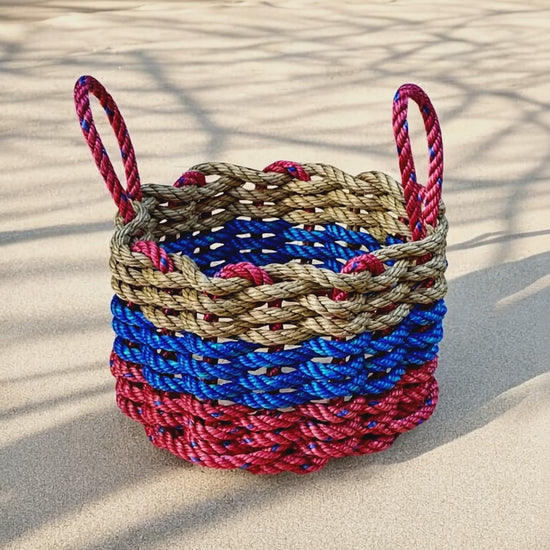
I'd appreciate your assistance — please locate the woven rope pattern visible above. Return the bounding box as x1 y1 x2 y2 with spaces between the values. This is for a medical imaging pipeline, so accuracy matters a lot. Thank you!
111 352 438 474
74 75 447 474
111 295 445 407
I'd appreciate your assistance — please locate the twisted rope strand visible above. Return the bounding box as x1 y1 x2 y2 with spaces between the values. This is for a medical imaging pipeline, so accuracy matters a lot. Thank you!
393 83 444 240
74 75 142 222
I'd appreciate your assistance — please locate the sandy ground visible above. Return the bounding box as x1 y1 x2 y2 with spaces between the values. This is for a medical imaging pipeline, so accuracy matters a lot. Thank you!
1 1 549 549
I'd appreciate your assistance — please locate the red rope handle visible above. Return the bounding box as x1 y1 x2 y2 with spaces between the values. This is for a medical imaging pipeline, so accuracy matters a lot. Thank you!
393 84 444 241
74 75 142 223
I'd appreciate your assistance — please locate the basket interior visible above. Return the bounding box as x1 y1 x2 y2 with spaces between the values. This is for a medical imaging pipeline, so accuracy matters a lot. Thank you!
161 218 406 276
144 165 413 277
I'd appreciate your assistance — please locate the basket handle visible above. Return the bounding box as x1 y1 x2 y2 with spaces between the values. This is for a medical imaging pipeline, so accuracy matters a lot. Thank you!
392 83 443 241
74 75 142 223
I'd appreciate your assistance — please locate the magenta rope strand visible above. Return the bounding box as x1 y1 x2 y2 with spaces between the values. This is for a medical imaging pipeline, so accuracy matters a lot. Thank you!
393 83 444 241
74 75 142 222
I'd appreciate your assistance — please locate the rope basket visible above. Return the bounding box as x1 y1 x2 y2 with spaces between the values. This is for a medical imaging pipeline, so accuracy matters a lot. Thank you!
74 75 448 474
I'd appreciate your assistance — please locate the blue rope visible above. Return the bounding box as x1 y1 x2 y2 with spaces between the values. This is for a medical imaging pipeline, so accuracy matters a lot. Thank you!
110 296 445 408
162 219 401 275
111 297 444 360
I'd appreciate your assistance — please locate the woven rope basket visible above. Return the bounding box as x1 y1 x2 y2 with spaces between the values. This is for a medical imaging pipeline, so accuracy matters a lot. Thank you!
74 76 447 474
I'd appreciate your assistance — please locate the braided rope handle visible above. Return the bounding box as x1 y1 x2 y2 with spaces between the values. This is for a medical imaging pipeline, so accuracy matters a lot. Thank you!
73 76 443 238
74 76 142 223
393 84 444 241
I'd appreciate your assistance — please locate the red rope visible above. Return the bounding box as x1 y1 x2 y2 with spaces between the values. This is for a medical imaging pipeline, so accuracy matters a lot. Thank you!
111 352 438 474
263 160 311 182
74 75 142 223
131 240 174 273
174 170 207 188
392 84 444 241
332 253 386 302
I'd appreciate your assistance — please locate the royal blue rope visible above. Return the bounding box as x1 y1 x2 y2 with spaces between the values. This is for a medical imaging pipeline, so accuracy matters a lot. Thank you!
111 297 444 361
110 296 445 408
113 326 440 379
164 219 384 251
163 219 401 275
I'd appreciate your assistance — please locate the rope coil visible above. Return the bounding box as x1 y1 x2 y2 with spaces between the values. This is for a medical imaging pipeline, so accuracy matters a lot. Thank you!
74 75 447 474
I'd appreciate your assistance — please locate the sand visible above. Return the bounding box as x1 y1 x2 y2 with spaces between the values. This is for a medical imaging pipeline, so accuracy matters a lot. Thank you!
1 1 549 548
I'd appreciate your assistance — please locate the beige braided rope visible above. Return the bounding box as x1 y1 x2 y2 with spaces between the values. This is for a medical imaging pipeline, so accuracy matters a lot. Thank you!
109 163 447 345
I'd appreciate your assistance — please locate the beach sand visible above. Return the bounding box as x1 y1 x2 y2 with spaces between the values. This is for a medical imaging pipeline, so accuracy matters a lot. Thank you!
1 1 549 548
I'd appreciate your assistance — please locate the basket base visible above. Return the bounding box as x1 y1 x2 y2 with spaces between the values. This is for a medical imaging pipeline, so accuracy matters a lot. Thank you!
110 351 438 474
